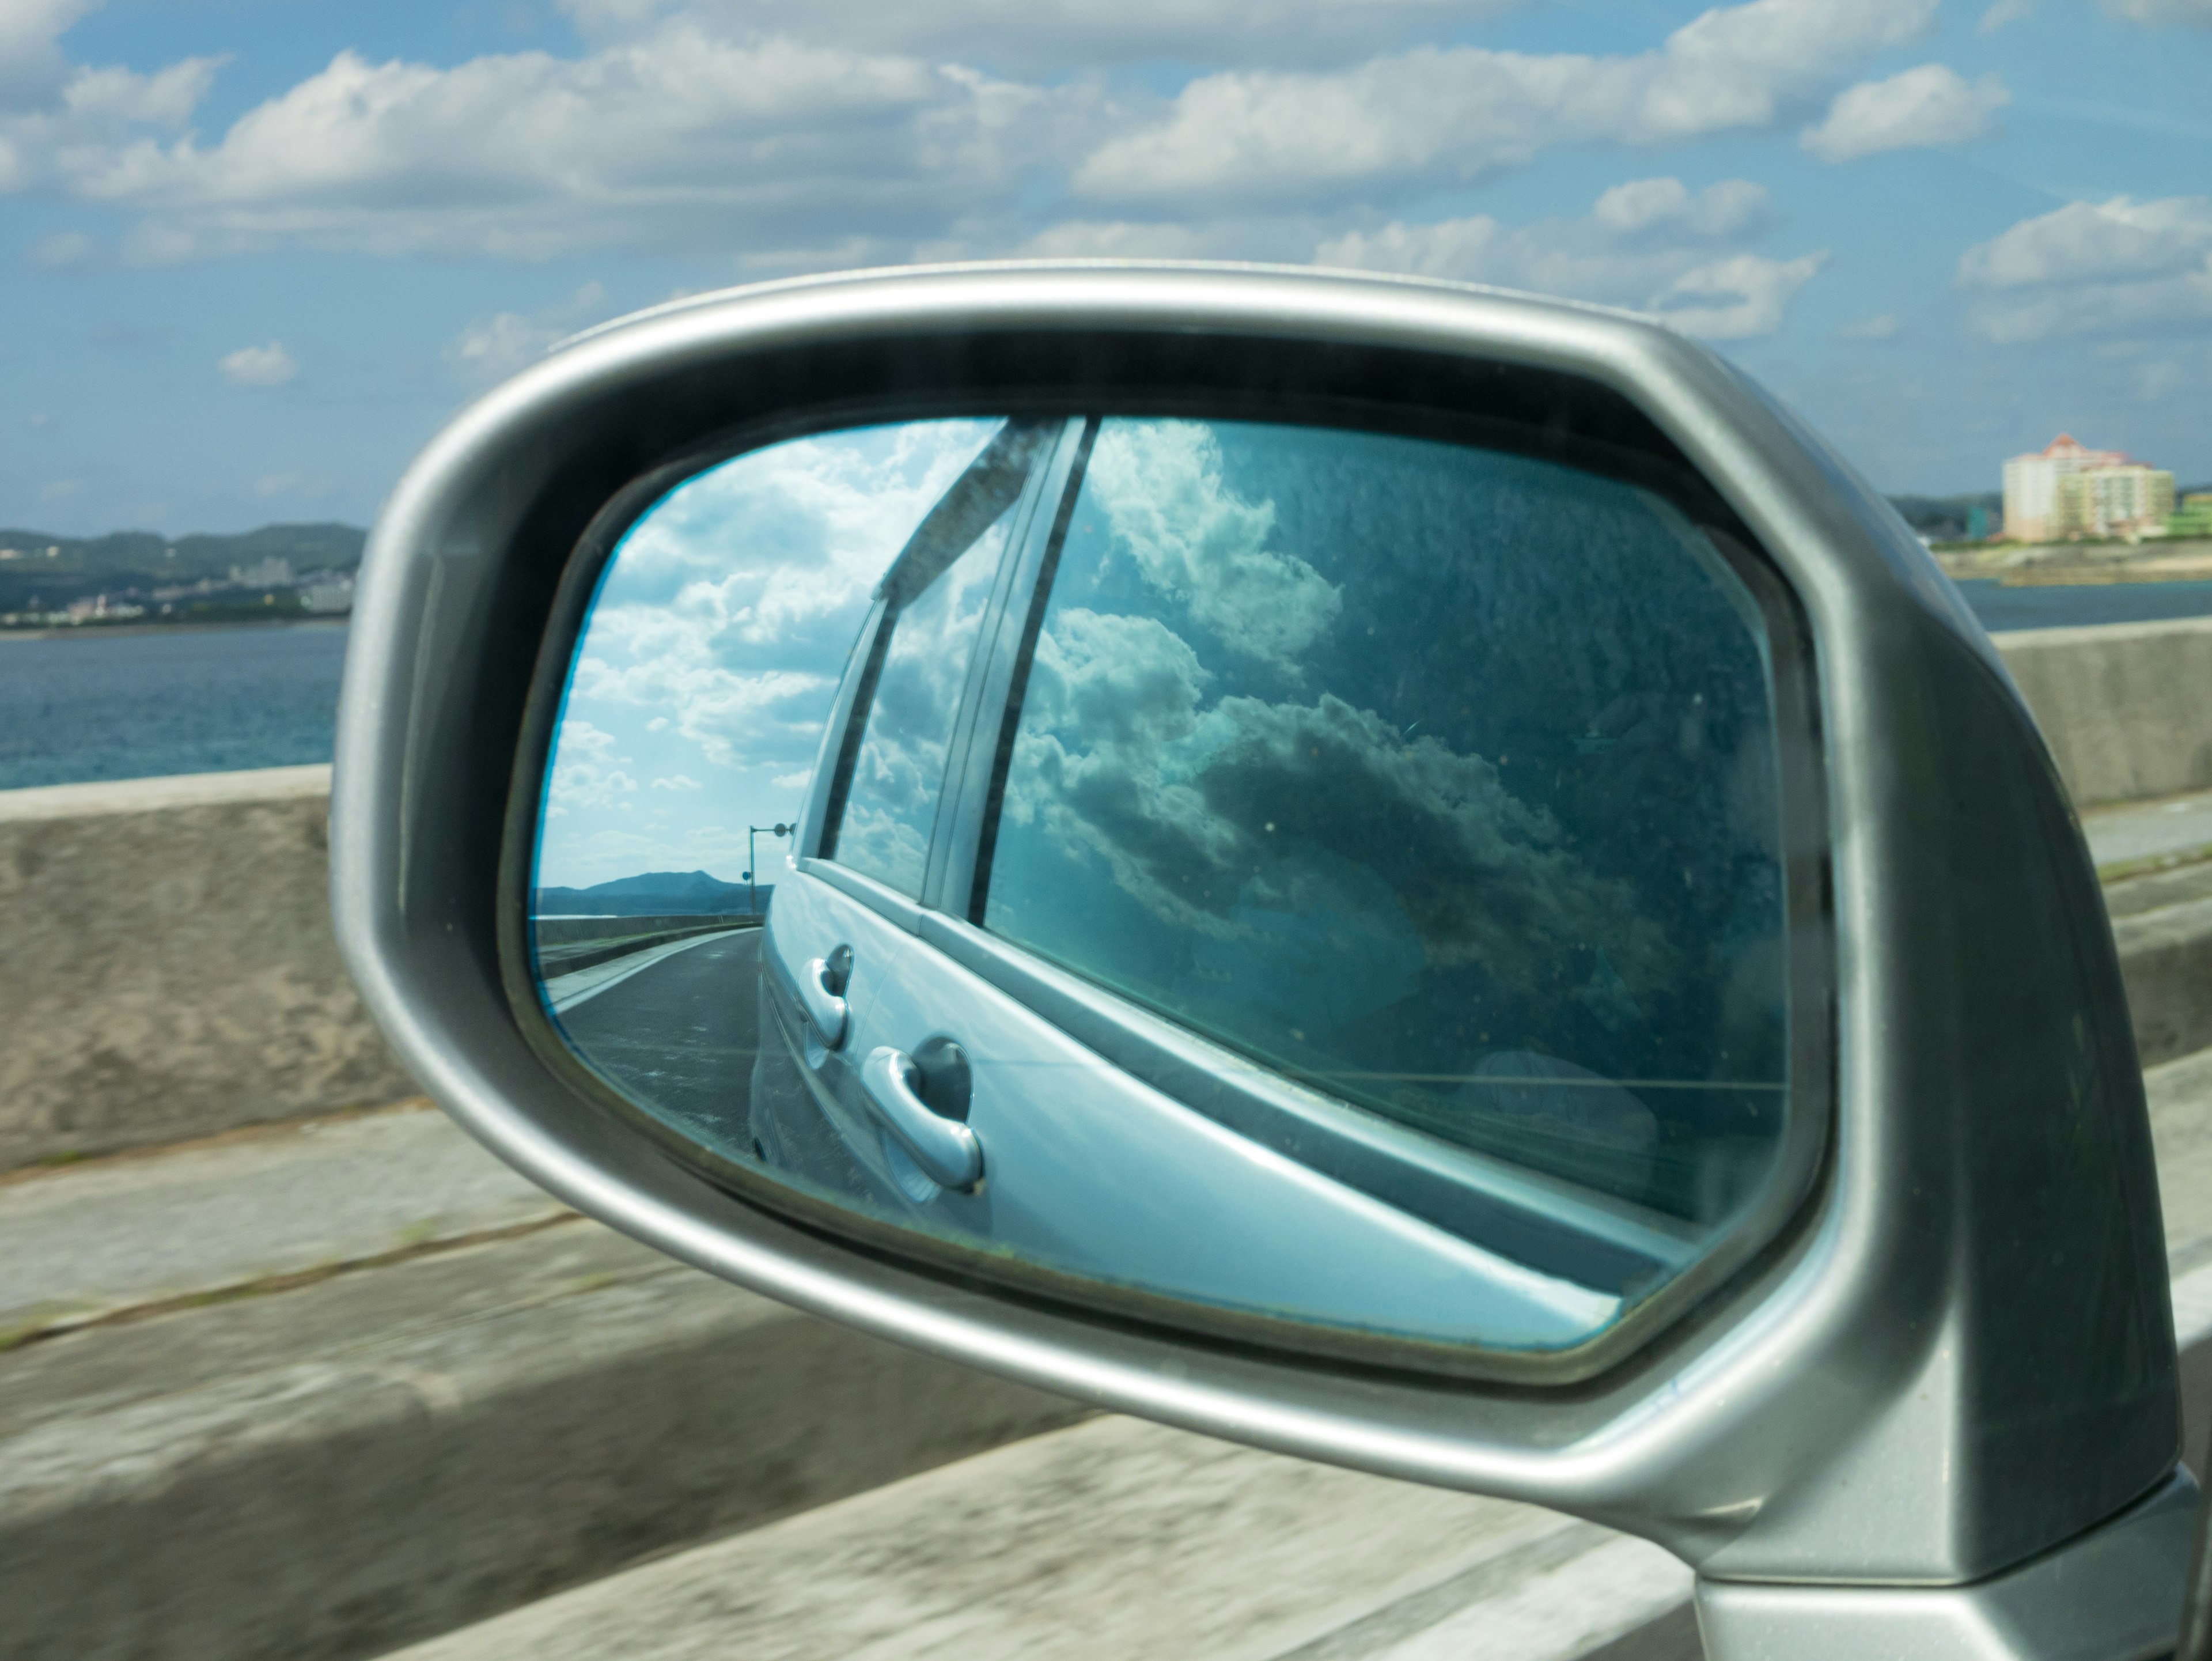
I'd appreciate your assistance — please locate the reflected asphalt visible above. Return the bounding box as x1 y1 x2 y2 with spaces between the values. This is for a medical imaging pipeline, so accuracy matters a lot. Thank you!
555 928 762 1137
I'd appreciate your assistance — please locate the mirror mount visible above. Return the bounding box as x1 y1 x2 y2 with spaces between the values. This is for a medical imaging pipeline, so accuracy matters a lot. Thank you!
334 263 2180 1625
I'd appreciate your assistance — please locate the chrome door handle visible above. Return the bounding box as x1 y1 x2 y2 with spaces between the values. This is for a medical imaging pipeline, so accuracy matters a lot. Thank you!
800 955 849 1048
861 1046 983 1191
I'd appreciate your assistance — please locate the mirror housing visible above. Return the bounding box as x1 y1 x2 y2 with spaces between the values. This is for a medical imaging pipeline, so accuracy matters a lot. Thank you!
332 264 2175 1605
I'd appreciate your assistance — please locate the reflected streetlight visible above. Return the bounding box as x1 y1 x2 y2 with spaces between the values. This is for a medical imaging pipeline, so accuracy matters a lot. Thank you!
746 823 792 918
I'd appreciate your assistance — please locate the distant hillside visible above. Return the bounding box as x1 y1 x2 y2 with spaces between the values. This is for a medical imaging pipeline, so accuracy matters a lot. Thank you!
535 869 764 917
0 523 366 615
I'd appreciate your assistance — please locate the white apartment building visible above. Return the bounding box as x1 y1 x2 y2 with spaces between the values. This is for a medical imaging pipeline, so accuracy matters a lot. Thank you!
2002 434 2125 542
2003 433 2177 541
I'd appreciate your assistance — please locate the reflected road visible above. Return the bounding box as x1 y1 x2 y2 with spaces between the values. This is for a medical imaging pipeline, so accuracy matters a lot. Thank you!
556 928 762 1146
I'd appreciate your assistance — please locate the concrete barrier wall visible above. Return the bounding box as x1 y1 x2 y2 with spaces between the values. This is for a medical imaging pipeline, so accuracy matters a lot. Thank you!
0 766 415 1170
534 914 753 945
1997 616 2212 808
2 612 2208 1170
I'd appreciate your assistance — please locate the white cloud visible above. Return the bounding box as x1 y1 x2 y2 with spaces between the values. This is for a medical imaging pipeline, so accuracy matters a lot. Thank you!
650 774 701 789
1 0 98 109
27 228 89 266
1085 421 1340 671
37 477 79 502
59 27 1050 260
561 0 1523 71
1317 177 1823 341
1800 65 2008 162
1839 312 1902 339
1959 195 2212 341
253 471 331 497
1978 0 2033 31
1074 0 1938 205
218 340 297 386
2101 0 2212 24
1647 251 1828 339
1 0 222 195
448 281 609 385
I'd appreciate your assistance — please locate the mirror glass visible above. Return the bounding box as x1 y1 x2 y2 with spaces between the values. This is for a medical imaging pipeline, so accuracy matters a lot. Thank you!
528 410 1810 1369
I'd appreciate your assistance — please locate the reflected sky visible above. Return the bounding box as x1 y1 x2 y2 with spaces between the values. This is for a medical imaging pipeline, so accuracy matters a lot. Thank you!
539 418 1002 890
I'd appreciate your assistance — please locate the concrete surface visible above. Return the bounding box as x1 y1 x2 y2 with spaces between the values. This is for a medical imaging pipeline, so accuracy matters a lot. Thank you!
541 925 747 1013
534 914 753 945
1999 615 2212 808
535 918 752 978
2087 792 2212 1065
0 765 415 1170
2114 896 2212 1067
0 1204 1089 1661
2083 786 2212 879
382 1415 1691 1661
377 1043 2212 1661
0 1100 565 1346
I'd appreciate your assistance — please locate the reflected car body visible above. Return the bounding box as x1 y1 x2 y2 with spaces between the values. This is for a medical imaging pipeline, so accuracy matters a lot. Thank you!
747 408 1811 1362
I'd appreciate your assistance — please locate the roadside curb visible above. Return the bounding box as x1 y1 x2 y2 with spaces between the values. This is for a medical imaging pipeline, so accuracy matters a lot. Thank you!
0 1226 1089 1661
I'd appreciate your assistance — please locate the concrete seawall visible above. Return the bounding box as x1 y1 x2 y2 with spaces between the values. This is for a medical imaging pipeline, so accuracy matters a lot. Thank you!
2000 615 2212 807
0 766 414 1170
1 612 2207 1170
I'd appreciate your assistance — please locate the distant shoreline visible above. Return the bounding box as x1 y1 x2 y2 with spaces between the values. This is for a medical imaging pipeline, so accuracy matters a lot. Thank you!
0 617 350 644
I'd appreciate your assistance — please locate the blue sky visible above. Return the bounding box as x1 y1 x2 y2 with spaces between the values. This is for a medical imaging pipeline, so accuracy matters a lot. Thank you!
3 0 2210 541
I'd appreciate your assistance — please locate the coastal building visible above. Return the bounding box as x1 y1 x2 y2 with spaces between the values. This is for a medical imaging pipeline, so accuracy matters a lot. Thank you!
2055 464 2176 540
2173 493 2212 539
2002 434 2173 542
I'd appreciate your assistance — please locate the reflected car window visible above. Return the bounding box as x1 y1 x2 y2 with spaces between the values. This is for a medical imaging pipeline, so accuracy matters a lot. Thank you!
979 418 1788 1221
825 426 1049 896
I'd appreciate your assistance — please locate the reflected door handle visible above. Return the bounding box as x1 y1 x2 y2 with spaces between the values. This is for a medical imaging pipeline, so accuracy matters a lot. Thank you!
861 1046 984 1191
800 954 849 1048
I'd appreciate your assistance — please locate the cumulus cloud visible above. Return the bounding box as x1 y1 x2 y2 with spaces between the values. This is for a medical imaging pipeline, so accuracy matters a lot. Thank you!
1002 618 1675 1003
448 281 611 385
1978 0 2033 30
1647 251 1829 339
1958 195 2212 341
548 720 641 811
0 0 223 192
1084 421 1340 670
1839 312 1902 339
540 419 1017 892
559 0 1522 73
1800 65 2008 162
28 228 89 266
218 340 297 386
2101 0 2212 24
56 27 1048 260
252 471 331 497
1074 0 1938 205
2 0 1952 262
1317 177 1824 340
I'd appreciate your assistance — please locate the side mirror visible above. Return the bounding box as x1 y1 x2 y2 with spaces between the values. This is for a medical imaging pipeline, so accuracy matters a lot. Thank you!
332 264 2186 1658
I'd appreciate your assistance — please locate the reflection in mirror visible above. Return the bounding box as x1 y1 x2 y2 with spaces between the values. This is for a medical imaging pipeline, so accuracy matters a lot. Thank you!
529 410 1809 1372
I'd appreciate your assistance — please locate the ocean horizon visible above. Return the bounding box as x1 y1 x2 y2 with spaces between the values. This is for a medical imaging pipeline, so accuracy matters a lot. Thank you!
6 580 2212 792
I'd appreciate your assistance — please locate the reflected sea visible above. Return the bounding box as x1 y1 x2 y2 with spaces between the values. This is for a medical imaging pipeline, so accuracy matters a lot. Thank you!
1 582 2210 792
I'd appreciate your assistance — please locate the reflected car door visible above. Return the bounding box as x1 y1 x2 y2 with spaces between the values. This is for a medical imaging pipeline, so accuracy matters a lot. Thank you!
772 414 1798 1351
749 418 1072 1209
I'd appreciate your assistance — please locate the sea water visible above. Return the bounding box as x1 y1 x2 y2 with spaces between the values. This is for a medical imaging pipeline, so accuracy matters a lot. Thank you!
0 622 350 791
5 582 2212 791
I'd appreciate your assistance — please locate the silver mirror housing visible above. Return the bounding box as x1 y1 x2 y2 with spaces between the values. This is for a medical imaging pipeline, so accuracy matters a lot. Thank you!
331 264 2176 1604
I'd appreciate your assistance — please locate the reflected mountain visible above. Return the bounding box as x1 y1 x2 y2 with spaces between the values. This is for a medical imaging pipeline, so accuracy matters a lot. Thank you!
534 869 769 917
